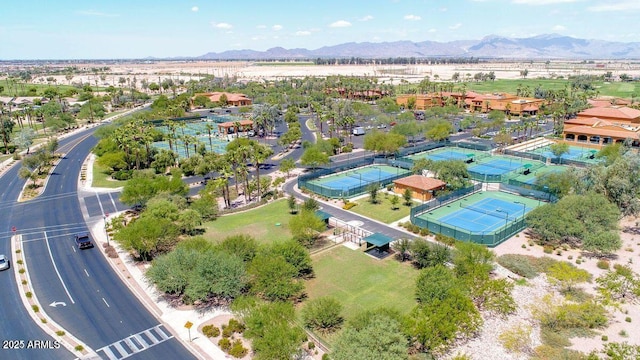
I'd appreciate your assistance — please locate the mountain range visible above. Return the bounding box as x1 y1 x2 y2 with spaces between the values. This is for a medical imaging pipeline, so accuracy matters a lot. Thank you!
198 34 640 60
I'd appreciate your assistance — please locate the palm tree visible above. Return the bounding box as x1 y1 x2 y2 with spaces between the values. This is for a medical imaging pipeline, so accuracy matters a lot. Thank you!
250 142 274 201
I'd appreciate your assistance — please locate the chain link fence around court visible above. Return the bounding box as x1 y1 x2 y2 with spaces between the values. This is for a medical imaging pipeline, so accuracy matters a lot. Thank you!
410 183 550 247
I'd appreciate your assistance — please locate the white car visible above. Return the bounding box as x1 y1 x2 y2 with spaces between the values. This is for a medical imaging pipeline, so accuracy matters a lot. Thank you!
0 254 9 271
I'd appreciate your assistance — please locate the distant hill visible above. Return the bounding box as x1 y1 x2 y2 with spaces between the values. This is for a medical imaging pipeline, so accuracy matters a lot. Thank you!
198 34 640 60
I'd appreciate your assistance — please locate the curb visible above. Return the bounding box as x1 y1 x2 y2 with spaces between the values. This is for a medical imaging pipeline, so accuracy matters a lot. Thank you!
11 234 97 359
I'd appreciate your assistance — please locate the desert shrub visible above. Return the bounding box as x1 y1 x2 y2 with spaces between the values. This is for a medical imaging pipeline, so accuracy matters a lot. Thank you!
228 340 248 358
497 254 539 279
601 335 608 341
540 301 608 331
342 202 357 210
218 338 232 352
227 319 245 334
499 324 533 355
419 228 430 237
597 260 610 270
434 233 455 246
222 325 234 338
202 325 220 338
625 317 632 323
540 327 571 348
543 245 554 254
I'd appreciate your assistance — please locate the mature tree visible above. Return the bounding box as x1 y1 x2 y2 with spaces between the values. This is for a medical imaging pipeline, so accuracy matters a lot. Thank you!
424 119 453 142
217 234 258 263
248 254 304 301
115 215 179 260
189 192 218 221
300 145 330 168
415 265 461 304
332 309 408 360
301 297 343 333
279 157 296 178
453 241 495 282
535 168 578 199
526 193 621 253
0 118 15 153
234 299 306 360
269 239 313 278
549 142 570 164
301 197 319 212
410 239 451 269
367 183 379 204
363 130 407 157
403 188 413 206
289 209 326 247
13 127 36 154
392 238 411 262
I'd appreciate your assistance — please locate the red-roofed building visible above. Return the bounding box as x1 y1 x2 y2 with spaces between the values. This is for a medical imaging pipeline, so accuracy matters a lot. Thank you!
392 175 446 202
562 105 640 147
193 92 252 107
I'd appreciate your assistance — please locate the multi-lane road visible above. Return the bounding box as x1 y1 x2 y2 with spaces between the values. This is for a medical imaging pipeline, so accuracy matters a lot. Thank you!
1 128 194 360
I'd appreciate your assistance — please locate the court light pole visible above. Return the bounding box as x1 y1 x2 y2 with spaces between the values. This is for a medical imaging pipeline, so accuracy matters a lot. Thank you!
514 201 526 220
496 209 509 228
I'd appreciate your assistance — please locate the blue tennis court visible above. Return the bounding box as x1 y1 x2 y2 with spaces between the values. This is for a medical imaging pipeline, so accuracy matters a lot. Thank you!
409 149 483 162
437 197 531 233
305 165 412 197
469 158 522 176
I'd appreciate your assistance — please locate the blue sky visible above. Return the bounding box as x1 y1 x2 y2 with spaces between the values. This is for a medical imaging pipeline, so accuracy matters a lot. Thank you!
1 0 638 60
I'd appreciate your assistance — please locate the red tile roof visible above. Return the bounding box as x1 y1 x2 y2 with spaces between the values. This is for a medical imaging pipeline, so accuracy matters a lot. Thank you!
565 117 613 126
578 106 640 120
393 175 446 191
565 125 640 139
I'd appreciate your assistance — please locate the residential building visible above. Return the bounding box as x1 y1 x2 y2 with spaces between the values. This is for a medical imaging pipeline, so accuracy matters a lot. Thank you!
193 92 252 107
562 105 640 148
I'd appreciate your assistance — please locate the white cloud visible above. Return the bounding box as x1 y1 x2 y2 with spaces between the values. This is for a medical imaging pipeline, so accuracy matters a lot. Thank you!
191 6 199 12
440 7 447 12
212 22 233 29
449 23 462 30
552 25 566 31
587 1 640 11
404 14 422 21
428 28 437 33
359 15 374 21
329 20 352 28
76 10 119 17
272 24 283 31
295 31 311 36
512 0 579 4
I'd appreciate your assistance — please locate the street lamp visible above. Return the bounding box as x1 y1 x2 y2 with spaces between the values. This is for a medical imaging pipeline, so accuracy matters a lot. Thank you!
496 209 509 228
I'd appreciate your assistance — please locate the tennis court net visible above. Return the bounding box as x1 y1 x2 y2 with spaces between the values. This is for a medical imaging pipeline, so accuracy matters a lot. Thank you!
460 202 515 221
346 172 373 183
479 161 520 171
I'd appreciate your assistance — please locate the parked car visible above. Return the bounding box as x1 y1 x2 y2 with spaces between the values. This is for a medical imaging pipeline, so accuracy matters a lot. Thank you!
0 254 9 271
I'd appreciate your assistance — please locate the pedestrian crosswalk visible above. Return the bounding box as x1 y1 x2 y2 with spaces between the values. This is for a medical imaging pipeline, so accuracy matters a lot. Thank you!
95 324 173 360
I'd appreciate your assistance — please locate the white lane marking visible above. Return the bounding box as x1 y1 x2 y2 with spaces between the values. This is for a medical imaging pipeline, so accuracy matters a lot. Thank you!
95 325 174 360
113 342 128 357
102 297 110 307
72 246 76 253
108 192 118 212
44 231 75 304
101 346 118 360
84 269 90 277
96 192 105 216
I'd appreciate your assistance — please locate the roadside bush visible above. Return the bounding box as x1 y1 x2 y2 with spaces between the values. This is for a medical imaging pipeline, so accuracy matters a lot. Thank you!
597 260 610 270
112 169 133 181
499 324 533 355
342 202 356 210
202 325 220 338
227 319 245 334
497 254 539 279
228 340 248 358
218 338 231 352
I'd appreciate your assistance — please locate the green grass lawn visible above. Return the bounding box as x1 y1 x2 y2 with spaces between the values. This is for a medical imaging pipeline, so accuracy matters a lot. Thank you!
349 193 415 223
92 161 127 188
202 198 294 244
304 246 418 337
464 78 640 98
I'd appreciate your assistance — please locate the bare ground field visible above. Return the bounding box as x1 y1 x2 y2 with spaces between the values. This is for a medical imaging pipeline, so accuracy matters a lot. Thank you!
19 60 640 87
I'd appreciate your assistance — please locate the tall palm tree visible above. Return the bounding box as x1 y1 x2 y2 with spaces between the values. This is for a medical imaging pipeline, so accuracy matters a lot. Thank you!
250 141 274 201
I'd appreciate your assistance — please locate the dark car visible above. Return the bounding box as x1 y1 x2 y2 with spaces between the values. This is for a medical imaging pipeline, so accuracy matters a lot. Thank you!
75 233 93 250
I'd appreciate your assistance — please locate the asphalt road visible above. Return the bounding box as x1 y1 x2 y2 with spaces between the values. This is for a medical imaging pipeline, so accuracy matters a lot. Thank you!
25 131 194 359
0 154 72 359
2 126 194 360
